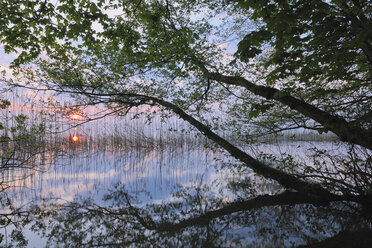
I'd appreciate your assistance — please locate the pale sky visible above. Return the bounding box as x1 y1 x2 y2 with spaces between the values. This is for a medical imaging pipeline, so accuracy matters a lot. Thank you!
0 46 17 66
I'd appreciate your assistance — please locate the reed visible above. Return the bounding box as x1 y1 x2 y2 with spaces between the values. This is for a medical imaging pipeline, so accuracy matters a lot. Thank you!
0 98 340 155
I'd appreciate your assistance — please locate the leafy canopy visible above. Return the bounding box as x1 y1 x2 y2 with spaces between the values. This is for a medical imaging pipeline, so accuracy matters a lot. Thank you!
1 1 372 245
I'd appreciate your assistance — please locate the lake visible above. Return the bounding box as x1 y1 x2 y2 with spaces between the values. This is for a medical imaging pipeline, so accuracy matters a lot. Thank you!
1 107 371 247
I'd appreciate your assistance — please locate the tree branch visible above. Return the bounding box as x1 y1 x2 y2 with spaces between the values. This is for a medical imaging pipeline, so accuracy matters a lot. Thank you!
192 61 372 150
153 191 340 234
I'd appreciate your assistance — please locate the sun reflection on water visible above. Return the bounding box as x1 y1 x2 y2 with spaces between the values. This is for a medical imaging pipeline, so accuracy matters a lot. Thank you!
72 135 79 142
70 134 83 143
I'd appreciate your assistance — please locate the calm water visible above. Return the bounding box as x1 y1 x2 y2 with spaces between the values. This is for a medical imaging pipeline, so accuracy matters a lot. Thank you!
2 144 219 247
2 135 370 247
7 146 219 207
0 101 371 247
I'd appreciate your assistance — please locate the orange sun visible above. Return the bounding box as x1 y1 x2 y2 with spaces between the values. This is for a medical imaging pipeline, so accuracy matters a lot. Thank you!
72 135 79 142
70 113 83 120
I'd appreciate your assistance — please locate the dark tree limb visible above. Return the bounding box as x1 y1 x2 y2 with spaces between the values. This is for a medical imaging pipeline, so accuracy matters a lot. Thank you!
192 61 372 150
143 96 337 198
153 191 340 234
131 95 371 208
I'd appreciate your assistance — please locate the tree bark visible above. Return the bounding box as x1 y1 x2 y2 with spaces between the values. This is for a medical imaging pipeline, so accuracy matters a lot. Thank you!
195 64 372 150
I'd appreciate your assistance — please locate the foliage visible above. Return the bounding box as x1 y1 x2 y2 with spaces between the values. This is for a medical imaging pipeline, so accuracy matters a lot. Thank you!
0 101 49 247
236 0 371 83
0 0 371 246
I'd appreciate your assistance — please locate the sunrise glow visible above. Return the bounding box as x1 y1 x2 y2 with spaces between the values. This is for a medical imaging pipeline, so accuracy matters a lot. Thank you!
72 135 79 142
70 113 83 120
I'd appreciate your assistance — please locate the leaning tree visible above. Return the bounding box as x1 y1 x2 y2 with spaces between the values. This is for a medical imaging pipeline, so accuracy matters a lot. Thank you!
1 0 371 246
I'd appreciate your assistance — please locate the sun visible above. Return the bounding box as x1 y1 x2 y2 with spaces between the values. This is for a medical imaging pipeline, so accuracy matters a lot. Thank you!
70 113 83 120
71 135 79 142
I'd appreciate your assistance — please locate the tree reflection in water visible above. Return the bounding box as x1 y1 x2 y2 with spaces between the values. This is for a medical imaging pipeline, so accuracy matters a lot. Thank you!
2 129 371 247
32 173 372 248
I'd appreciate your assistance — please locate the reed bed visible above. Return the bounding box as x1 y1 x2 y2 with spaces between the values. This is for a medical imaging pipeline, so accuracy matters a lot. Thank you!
0 98 339 156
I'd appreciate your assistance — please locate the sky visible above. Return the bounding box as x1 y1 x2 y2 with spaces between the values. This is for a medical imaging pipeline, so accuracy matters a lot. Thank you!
0 45 17 66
